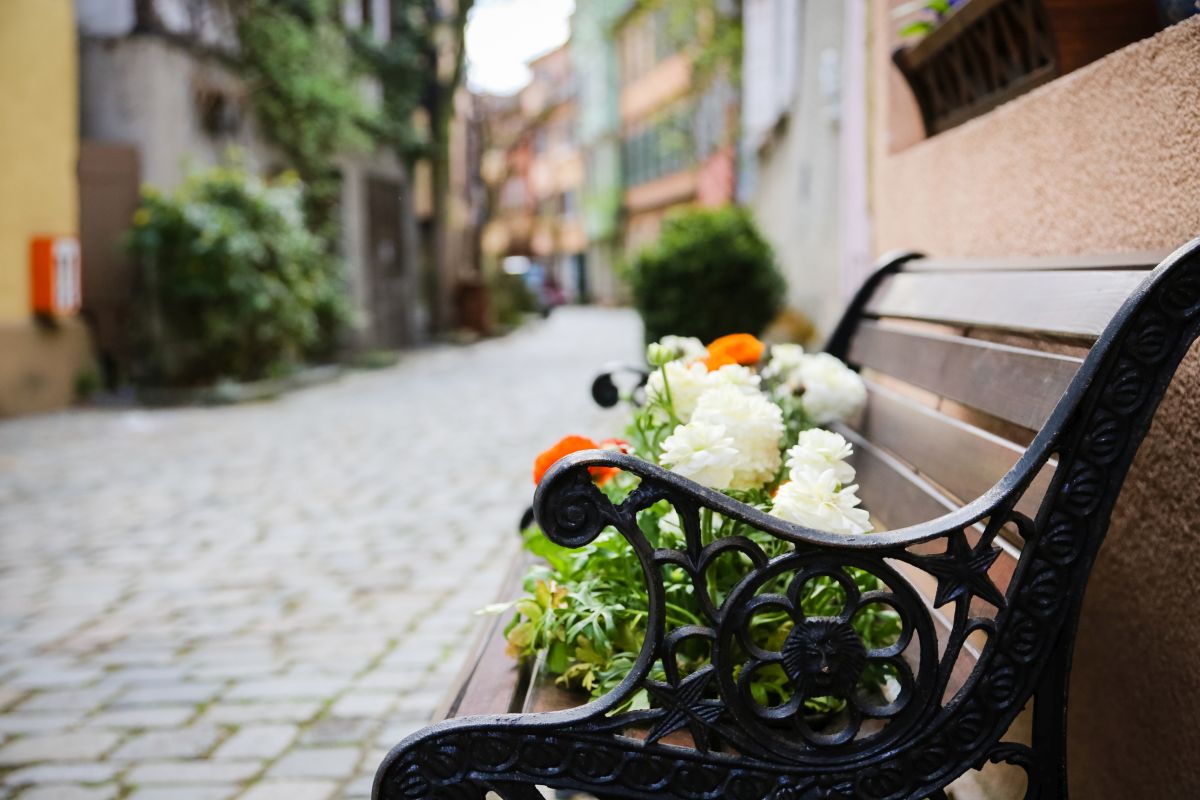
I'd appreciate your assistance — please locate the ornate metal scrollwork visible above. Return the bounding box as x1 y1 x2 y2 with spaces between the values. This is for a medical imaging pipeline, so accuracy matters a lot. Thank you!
375 239 1200 800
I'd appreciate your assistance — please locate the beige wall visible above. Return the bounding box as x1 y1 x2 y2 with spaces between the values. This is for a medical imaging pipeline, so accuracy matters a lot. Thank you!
0 0 79 321
868 11 1200 797
0 0 93 415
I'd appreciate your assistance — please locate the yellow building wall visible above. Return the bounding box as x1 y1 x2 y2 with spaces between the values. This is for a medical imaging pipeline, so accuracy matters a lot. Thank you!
0 0 90 417
0 0 79 322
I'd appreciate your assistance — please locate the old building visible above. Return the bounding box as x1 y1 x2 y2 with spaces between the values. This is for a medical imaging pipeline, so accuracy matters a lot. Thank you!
76 0 425 380
570 0 632 304
614 3 739 252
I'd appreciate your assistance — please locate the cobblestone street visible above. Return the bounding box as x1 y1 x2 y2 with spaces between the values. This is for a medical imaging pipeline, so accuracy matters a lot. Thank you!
0 308 641 800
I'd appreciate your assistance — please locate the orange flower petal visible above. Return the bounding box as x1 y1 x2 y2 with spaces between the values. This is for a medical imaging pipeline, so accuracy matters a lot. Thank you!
705 333 765 368
533 435 598 484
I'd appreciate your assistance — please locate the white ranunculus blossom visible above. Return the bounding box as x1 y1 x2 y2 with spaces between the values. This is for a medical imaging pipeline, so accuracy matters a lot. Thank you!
762 343 806 381
657 335 708 364
797 353 868 425
786 429 856 486
706 364 762 395
770 469 873 535
645 361 711 422
659 420 738 489
690 385 784 489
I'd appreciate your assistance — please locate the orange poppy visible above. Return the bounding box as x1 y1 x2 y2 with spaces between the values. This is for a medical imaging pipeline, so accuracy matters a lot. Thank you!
704 333 765 371
532 435 620 485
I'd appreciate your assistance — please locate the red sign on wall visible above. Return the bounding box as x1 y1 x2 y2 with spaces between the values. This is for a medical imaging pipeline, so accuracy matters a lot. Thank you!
30 236 81 315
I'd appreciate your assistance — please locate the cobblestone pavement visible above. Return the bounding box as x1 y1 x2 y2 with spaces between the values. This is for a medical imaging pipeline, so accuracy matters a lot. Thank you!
0 308 641 800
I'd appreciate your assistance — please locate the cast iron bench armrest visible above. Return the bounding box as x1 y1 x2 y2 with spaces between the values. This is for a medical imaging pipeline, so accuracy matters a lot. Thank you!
375 238 1200 800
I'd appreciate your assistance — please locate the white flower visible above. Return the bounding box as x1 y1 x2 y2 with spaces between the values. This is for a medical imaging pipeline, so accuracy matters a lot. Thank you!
648 335 710 367
797 353 868 425
763 343 806 380
770 469 873 535
706 364 762 395
659 419 738 489
786 429 856 485
646 361 711 422
690 385 784 489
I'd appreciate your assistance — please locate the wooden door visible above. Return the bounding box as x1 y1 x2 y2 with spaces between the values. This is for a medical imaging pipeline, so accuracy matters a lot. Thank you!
78 141 140 387
366 176 410 348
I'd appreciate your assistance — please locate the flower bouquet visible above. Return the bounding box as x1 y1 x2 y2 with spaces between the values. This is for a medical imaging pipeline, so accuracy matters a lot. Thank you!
503 333 901 720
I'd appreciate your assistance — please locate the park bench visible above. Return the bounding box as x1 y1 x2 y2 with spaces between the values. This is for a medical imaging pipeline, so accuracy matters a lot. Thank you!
375 238 1200 799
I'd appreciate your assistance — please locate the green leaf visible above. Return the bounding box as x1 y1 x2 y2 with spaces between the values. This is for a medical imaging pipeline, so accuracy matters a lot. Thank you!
899 20 936 38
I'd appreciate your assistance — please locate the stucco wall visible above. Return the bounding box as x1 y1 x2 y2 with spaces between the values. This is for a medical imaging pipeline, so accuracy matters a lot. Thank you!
868 12 1200 797
749 1 847 336
0 0 79 322
0 0 93 416
79 36 279 192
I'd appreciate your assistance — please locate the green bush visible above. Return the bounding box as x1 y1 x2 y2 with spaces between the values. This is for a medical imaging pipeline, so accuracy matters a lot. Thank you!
625 206 785 345
126 165 348 387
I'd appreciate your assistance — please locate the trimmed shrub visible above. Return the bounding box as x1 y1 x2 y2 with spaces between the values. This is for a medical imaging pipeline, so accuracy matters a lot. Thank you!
625 206 785 345
125 165 348 387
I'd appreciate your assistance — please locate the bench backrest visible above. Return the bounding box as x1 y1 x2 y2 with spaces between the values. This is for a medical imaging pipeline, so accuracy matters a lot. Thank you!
823 244 1200 719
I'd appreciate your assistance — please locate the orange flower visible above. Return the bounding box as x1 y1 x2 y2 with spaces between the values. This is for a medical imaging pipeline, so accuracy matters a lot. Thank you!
532 435 621 485
704 333 765 371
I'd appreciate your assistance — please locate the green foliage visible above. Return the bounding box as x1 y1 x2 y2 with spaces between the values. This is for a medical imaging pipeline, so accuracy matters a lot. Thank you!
125 165 348 387
235 0 375 235
349 3 434 165
625 206 786 345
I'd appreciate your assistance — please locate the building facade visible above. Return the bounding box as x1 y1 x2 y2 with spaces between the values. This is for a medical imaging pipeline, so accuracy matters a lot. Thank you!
0 0 93 415
614 3 739 253
741 0 873 339
76 0 427 378
570 0 632 304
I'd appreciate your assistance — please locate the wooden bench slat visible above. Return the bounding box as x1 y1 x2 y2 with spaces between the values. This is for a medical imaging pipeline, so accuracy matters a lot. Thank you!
854 381 1055 523
903 252 1166 272
864 270 1146 338
848 320 1083 431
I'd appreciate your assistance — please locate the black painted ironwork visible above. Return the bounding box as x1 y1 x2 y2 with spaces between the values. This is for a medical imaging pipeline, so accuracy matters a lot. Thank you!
375 239 1200 799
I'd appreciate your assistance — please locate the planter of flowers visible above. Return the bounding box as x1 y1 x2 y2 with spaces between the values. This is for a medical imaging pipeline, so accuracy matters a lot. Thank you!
893 0 1159 135
500 333 903 730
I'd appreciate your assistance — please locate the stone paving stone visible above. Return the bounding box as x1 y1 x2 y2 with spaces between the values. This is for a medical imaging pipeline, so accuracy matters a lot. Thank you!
0 731 120 765
85 706 195 729
223 679 348 702
199 702 321 726
211 724 296 760
0 309 641 796
110 724 224 761
268 746 361 780
18 785 118 800
3 761 120 785
124 788 237 800
340 773 374 798
327 692 393 719
125 760 263 784
238 780 338 800
298 717 375 747
114 683 223 708
15 688 118 713
0 711 83 734
374 719 426 748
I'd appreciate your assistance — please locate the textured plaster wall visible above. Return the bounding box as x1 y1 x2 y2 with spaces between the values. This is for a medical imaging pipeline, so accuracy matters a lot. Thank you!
868 12 1200 797
0 0 78 322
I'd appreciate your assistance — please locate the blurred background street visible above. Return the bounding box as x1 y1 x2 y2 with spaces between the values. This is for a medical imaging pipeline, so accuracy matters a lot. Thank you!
0 308 638 800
